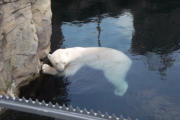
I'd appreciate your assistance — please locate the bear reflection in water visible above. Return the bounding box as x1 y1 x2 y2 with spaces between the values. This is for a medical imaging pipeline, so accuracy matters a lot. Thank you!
42 47 132 96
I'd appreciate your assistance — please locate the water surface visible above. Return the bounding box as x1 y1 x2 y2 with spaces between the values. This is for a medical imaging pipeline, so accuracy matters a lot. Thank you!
57 1 180 120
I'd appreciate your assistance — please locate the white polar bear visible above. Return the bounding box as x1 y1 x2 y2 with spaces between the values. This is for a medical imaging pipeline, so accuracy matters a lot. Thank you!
42 47 132 96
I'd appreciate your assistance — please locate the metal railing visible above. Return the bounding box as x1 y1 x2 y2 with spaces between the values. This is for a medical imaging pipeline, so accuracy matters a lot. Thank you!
0 95 129 120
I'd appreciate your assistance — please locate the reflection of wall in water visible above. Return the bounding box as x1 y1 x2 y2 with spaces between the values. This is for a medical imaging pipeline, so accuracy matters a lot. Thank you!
52 0 180 53
131 6 180 54
131 1 180 77
144 53 175 80
50 0 137 51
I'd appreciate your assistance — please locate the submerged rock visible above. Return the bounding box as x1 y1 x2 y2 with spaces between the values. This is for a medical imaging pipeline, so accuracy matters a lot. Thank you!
0 0 52 95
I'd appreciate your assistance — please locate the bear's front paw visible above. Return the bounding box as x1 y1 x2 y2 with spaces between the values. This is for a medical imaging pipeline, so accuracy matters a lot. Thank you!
42 64 58 75
42 64 51 73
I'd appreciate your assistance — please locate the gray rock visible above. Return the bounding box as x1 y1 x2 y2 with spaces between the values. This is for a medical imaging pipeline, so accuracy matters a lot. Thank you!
0 0 52 94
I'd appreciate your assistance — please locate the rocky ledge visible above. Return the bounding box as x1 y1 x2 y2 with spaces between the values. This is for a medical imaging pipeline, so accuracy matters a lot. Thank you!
0 0 52 95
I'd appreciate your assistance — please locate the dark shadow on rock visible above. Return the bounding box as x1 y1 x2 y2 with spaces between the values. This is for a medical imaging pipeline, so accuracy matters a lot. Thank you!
19 73 70 105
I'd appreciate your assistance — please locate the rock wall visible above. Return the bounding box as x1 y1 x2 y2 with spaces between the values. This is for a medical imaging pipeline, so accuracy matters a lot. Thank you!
0 0 52 94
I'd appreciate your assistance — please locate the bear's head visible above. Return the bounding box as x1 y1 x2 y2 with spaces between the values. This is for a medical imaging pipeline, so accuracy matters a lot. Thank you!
48 49 69 72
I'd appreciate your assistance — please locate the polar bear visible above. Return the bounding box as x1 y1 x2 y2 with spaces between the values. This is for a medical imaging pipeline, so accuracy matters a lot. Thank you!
42 47 132 96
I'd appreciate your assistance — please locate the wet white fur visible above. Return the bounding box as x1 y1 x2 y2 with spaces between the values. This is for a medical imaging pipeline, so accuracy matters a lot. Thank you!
42 47 132 96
